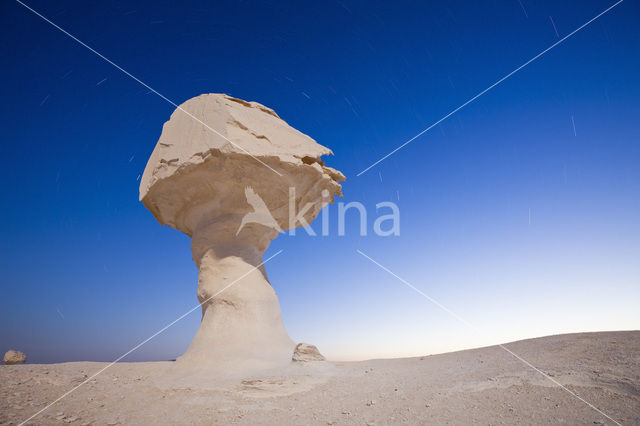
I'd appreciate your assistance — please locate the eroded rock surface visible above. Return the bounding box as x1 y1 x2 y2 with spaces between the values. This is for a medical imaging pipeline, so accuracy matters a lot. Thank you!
3 350 26 365
140 94 344 375
292 343 326 362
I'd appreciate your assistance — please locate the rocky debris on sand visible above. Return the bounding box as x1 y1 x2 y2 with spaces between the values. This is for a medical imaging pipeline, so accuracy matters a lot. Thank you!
3 350 26 365
292 343 326 362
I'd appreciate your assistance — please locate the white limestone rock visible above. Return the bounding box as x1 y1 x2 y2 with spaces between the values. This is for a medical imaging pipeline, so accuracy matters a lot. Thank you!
292 343 326 362
140 94 343 375
3 350 26 365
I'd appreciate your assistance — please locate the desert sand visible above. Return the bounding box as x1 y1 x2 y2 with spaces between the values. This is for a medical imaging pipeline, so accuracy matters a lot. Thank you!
1 331 638 425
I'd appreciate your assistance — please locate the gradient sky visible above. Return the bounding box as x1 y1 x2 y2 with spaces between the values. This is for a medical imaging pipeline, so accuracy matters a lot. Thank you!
1 0 639 363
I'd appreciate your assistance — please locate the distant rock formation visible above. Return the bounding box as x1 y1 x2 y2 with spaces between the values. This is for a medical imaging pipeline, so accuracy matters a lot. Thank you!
292 343 326 362
140 94 344 374
3 350 26 365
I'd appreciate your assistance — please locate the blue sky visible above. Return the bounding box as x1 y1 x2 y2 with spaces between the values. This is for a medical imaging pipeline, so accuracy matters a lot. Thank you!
1 0 638 362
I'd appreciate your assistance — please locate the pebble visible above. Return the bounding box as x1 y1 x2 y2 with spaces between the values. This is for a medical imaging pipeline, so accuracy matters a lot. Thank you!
366 400 376 406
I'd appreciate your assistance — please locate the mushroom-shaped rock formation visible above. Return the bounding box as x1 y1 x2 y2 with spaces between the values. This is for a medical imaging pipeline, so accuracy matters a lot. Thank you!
140 94 344 373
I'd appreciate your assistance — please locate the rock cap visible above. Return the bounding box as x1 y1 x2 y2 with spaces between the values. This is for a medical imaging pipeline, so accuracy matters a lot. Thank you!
139 93 345 238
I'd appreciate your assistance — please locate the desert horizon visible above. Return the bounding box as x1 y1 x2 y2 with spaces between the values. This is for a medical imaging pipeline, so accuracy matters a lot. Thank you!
11 328 640 366
3 331 639 424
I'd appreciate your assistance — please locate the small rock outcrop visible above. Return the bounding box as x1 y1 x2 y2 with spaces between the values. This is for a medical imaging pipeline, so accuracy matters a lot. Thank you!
3 350 26 365
292 343 326 362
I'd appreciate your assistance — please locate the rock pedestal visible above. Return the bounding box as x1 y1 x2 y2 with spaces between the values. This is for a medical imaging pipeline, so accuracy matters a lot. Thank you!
179 217 294 369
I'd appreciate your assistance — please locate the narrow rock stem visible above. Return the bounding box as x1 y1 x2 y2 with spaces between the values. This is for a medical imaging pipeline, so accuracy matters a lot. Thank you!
177 218 294 370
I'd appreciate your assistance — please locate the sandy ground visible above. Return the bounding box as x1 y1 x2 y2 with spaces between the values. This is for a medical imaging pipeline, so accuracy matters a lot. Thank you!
1 331 638 425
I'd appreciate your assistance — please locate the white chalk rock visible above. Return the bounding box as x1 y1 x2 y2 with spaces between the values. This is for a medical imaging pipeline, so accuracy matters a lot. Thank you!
140 94 344 374
292 343 326 362
3 350 26 365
